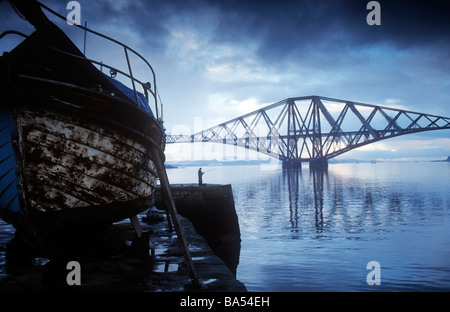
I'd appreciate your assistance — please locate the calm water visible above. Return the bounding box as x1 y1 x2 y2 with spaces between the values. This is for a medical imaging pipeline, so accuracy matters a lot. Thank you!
1 161 449 291
168 161 450 292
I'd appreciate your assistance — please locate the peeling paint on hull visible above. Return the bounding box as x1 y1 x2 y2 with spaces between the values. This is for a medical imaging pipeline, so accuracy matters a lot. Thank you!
19 109 158 214
0 6 166 256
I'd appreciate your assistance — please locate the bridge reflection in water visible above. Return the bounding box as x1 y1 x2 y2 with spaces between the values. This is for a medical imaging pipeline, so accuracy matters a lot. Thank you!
167 96 450 169
285 169 326 233
282 163 443 238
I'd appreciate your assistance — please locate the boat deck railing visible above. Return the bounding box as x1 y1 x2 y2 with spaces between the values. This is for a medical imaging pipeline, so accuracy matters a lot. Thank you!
38 2 162 123
1 1 163 123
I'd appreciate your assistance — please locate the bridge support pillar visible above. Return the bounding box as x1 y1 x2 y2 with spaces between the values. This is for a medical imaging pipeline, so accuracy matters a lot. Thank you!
309 158 328 170
282 159 302 169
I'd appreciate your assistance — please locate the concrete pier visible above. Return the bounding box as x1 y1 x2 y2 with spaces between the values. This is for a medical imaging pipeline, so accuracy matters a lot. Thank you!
282 160 302 169
309 158 328 170
282 159 329 170
0 209 246 292
154 184 241 275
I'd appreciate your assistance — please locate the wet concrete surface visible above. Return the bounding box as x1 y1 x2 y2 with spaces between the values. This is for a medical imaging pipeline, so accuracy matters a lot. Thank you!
0 211 247 292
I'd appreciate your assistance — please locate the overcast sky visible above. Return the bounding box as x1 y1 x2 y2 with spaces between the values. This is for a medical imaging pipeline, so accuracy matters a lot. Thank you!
1 0 449 161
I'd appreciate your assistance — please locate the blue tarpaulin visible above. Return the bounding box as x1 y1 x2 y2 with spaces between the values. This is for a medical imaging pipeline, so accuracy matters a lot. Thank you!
106 75 154 116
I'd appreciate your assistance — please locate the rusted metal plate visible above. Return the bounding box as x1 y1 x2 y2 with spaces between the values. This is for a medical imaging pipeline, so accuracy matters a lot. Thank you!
18 109 158 213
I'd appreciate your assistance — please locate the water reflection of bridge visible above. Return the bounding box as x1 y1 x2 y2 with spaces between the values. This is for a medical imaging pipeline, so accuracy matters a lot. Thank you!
284 165 439 236
167 96 450 169
285 169 326 233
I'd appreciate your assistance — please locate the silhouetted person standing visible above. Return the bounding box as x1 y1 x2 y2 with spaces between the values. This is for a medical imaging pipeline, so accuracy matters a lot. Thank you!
198 168 204 186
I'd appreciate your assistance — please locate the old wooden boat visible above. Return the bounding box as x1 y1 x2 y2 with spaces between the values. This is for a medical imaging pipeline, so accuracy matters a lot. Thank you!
0 1 166 256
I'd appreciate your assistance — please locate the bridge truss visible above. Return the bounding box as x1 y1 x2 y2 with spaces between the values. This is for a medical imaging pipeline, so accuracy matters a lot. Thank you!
166 96 450 169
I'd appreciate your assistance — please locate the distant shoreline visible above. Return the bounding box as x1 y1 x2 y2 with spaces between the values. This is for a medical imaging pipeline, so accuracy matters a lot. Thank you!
166 156 450 168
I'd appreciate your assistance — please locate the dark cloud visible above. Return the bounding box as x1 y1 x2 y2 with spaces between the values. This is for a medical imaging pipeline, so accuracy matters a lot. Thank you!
204 0 450 62
4 0 448 58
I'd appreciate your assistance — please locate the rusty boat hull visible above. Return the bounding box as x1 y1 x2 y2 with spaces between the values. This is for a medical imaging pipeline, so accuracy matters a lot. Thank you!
0 74 165 254
0 1 165 255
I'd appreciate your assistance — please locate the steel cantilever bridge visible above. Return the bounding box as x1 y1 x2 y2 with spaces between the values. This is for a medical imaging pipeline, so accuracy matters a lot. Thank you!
166 96 450 169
